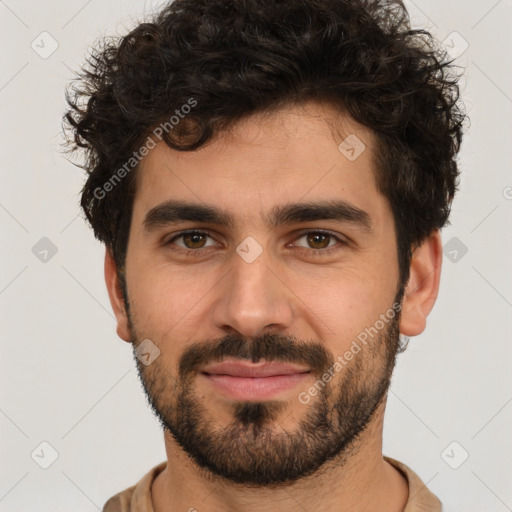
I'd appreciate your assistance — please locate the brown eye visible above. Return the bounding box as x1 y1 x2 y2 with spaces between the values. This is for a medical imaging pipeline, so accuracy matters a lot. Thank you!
291 230 347 257
294 231 337 250
306 232 331 249
182 232 207 249
167 230 215 251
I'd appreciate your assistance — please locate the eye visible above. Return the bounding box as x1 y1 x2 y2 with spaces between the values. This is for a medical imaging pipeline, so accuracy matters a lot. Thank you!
167 230 216 251
164 229 347 258
291 230 346 255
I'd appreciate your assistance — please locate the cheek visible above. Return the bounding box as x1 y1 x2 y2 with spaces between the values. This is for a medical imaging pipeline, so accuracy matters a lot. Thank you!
293 261 397 355
127 257 208 319
125 260 222 362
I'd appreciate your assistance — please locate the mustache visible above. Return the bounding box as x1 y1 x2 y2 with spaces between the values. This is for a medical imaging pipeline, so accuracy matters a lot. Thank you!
178 332 334 379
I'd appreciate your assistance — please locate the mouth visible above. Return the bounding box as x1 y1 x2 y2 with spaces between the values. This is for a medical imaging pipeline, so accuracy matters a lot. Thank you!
200 360 311 400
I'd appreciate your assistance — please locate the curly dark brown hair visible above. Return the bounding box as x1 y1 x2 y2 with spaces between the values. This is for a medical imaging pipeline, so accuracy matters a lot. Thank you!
63 0 466 286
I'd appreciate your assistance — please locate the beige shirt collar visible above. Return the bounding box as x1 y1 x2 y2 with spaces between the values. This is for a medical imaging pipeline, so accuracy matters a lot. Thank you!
103 456 442 512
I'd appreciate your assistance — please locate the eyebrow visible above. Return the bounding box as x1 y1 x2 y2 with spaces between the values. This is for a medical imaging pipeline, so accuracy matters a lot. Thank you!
143 199 372 233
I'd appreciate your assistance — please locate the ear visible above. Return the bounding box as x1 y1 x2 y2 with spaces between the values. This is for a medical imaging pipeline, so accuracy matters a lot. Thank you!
104 248 132 343
399 230 443 337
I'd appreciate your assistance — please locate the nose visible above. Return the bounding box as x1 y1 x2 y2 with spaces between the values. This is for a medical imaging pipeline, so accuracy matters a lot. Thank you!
211 248 294 339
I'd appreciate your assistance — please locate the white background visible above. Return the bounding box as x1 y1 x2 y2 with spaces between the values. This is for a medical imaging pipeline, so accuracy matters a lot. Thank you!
1 0 511 510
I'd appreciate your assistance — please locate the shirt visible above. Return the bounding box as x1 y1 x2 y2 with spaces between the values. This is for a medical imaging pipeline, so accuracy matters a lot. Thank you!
102 456 442 511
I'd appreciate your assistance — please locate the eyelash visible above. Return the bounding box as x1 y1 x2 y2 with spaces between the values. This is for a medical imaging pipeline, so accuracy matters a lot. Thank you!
164 230 347 258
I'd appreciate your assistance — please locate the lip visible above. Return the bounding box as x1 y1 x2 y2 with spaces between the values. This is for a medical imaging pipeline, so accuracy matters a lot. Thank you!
200 360 311 400
201 360 310 377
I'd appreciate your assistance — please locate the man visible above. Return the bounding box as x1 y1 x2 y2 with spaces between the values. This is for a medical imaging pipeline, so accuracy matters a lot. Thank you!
63 0 466 510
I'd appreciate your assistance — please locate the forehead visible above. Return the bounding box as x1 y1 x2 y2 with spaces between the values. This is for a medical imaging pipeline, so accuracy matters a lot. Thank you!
132 102 387 227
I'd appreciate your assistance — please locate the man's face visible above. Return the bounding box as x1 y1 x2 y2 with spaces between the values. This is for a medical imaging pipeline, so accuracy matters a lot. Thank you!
121 102 403 484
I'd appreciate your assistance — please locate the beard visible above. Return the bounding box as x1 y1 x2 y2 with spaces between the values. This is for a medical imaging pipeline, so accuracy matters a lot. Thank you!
128 294 403 486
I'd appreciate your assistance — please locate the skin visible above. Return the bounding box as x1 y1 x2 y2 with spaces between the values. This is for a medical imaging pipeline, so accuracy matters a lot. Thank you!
104 101 442 512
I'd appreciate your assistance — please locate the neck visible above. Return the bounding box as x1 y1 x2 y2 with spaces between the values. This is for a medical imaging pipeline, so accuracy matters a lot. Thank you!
151 400 408 512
